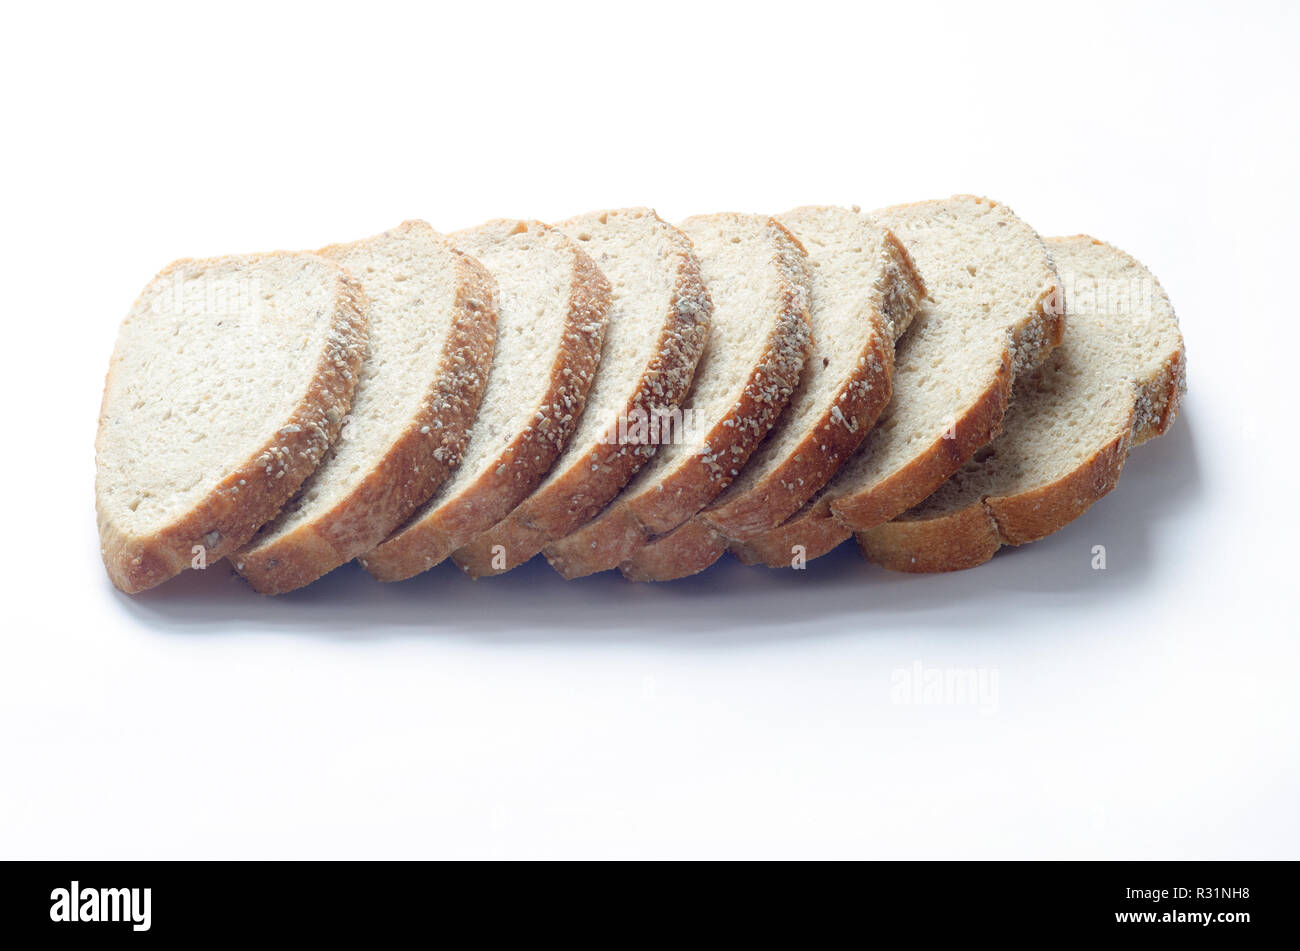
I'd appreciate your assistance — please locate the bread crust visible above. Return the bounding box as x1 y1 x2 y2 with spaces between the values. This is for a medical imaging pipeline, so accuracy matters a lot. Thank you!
618 518 729 583
729 496 850 567
96 254 369 594
360 223 611 582
857 428 1129 572
1132 345 1186 445
619 221 926 582
855 502 1003 573
235 232 498 594
857 234 1185 573
542 216 812 579
452 209 711 578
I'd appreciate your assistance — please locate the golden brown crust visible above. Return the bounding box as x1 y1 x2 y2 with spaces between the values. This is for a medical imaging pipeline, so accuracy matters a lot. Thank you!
542 217 812 580
235 242 498 594
857 429 1130 572
360 226 611 582
452 210 711 578
96 256 369 594
618 518 729 583
729 496 850 567
988 430 1129 545
856 502 1002 573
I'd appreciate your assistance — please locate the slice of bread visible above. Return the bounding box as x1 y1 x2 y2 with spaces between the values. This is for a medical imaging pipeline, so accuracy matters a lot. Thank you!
359 220 610 582
234 221 498 594
620 205 925 582
451 208 712 578
732 195 1063 569
541 213 812 579
857 235 1186 572
96 252 368 594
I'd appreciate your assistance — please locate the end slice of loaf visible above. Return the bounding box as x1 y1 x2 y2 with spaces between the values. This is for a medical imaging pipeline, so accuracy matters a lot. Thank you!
857 235 1186 572
542 213 811 579
620 205 925 582
450 208 712 578
733 195 1063 569
359 220 610 582
96 252 367 594
234 221 498 594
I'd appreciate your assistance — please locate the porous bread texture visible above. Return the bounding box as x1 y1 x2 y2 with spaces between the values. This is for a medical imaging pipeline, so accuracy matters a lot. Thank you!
96 252 367 593
359 220 610 582
541 213 812 579
234 221 498 594
857 235 1186 572
451 208 711 578
620 205 926 582
732 195 1063 569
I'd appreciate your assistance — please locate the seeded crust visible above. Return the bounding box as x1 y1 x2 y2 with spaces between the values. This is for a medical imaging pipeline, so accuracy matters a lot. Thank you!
452 208 712 578
858 236 1186 573
542 215 812 579
360 221 611 582
619 208 926 582
734 196 1064 569
96 254 369 594
235 226 498 594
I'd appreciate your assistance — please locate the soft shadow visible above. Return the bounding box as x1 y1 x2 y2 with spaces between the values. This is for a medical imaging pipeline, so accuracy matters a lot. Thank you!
119 411 1203 647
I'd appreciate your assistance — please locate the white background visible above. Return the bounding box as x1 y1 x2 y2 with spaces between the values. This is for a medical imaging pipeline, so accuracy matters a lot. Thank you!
1 0 1296 859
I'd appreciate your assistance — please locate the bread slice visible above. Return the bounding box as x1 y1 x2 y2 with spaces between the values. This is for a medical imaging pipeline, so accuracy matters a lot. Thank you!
857 235 1186 572
234 221 498 594
451 208 711 578
96 252 368 594
359 220 610 582
620 205 925 582
732 195 1064 569
541 213 812 579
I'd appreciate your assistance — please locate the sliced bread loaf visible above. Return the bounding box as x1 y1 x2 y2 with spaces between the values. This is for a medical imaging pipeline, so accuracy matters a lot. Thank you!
96 252 368 594
541 213 811 579
857 235 1186 572
620 205 925 582
451 208 712 577
234 221 497 594
732 195 1063 569
359 220 610 582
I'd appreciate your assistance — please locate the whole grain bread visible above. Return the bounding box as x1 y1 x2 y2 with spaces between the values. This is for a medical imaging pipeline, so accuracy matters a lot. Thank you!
235 221 497 594
96 252 368 594
360 220 610 582
732 196 1063 569
542 213 811 579
450 208 712 578
857 235 1186 572
621 205 925 582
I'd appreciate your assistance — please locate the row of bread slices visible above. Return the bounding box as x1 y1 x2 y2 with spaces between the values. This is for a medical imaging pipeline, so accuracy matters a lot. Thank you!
95 197 1186 594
